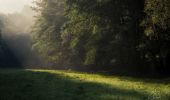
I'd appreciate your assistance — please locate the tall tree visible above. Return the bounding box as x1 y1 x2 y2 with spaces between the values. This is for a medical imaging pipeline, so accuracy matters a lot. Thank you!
63 0 144 72
141 0 170 75
32 0 170 76
32 0 66 66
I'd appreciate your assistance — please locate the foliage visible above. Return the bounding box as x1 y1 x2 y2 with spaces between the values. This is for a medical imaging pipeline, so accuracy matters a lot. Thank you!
32 0 66 65
32 0 170 75
62 0 145 71
141 0 170 74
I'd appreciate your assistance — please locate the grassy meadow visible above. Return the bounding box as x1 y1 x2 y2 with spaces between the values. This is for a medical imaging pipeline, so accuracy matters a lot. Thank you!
0 69 170 100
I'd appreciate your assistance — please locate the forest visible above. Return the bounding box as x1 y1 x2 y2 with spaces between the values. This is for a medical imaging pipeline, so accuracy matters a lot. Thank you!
0 0 170 100
26 0 170 77
0 0 169 76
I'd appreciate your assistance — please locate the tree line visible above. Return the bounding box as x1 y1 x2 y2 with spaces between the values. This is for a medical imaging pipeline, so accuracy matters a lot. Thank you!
32 0 170 76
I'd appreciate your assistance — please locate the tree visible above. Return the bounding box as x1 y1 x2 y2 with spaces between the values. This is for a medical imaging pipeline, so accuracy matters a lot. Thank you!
141 0 170 75
32 0 67 67
32 0 170 76
63 0 145 73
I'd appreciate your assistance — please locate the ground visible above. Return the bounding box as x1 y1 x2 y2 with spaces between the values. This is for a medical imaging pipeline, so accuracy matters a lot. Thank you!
0 69 170 100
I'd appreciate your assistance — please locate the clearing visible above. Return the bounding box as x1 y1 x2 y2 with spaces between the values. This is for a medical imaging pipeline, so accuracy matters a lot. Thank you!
0 69 170 100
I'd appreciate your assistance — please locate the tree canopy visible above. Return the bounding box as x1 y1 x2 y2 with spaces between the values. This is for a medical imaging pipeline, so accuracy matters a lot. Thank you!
32 0 170 76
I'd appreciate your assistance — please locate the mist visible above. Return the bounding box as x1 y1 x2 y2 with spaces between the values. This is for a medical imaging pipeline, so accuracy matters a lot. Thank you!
1 5 46 68
0 0 33 14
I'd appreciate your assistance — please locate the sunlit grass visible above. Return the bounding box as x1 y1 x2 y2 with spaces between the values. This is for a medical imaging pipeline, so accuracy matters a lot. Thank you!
0 69 170 100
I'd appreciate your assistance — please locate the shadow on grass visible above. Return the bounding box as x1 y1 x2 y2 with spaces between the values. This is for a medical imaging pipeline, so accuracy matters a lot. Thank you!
0 70 167 100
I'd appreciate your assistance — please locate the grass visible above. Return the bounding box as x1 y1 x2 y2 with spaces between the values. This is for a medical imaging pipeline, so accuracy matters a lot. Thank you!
0 69 170 100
